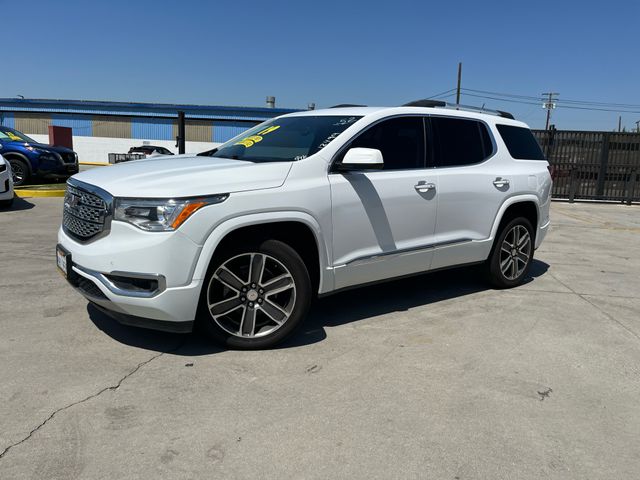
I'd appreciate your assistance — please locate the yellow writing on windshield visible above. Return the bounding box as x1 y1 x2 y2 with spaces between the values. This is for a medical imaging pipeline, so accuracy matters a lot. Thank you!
235 125 280 148
6 132 22 141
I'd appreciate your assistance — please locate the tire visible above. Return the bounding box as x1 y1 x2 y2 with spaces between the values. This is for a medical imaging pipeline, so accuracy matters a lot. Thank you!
485 216 534 289
8 158 30 187
0 197 13 209
197 239 312 349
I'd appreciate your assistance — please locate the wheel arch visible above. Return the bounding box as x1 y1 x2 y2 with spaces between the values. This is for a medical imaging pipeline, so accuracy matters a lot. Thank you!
193 212 332 296
489 195 540 242
3 151 34 174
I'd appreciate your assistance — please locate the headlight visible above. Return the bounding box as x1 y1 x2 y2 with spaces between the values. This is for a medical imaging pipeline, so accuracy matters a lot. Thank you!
114 194 228 231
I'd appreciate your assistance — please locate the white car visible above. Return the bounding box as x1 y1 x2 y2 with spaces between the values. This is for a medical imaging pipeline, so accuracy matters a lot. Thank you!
0 154 14 208
57 101 552 349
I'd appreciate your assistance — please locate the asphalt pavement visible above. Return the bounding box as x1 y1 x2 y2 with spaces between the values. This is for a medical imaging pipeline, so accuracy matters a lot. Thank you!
1 198 639 479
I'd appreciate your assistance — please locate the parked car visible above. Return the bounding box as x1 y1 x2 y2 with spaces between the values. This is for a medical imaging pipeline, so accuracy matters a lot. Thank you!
128 145 174 156
0 154 14 208
57 102 552 349
0 126 79 186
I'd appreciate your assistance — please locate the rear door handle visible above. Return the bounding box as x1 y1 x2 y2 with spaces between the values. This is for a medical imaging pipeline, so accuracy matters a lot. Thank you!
415 182 436 193
493 178 510 188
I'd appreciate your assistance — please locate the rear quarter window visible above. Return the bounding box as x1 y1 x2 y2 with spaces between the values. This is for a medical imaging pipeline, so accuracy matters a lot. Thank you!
496 124 546 160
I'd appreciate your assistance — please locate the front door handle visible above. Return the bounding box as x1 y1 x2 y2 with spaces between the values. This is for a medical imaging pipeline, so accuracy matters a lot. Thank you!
493 178 510 188
415 182 436 193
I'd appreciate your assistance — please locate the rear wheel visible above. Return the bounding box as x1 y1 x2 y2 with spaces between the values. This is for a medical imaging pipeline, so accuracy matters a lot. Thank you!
8 158 30 187
198 239 312 349
486 217 534 288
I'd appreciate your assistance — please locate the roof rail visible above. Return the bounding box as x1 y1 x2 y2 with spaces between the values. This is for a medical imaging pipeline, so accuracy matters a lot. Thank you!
402 99 515 119
402 99 446 107
330 104 367 108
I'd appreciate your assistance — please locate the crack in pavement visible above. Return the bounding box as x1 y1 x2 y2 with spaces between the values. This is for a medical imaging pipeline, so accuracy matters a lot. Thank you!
0 340 186 461
546 270 640 342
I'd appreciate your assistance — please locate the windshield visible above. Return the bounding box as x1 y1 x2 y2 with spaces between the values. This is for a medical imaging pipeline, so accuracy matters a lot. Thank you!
0 127 37 144
210 115 362 162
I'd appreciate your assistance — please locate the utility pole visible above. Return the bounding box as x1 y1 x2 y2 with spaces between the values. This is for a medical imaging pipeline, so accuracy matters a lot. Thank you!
456 63 462 104
636 120 640 133
618 116 622 132
542 92 559 130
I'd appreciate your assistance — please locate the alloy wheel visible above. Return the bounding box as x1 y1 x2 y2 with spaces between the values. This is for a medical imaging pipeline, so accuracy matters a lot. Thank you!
206 253 296 338
499 225 531 280
10 161 25 185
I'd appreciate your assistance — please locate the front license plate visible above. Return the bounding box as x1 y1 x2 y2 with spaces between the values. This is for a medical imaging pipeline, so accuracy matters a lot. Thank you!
56 245 70 278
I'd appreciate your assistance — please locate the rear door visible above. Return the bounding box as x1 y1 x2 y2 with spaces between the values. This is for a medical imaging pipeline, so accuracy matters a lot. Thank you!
428 116 510 269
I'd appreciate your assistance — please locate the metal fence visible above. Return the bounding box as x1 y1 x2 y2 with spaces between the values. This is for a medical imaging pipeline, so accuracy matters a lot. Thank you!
532 130 640 204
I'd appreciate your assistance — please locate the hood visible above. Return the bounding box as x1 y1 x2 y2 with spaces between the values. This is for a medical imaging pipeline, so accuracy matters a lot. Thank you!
72 155 293 198
4 141 75 153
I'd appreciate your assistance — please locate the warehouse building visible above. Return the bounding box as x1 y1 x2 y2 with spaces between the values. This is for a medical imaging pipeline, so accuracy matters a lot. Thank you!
0 98 298 162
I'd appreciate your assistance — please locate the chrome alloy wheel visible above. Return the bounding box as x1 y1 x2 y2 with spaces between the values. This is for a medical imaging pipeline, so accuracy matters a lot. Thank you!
499 225 532 280
206 253 297 338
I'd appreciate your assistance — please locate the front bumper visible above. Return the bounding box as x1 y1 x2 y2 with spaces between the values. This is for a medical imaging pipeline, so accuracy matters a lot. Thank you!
58 223 204 328
36 153 78 177
0 165 12 200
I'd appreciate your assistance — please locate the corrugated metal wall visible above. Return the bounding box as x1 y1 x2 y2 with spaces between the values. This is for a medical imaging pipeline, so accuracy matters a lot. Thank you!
131 117 173 140
0 112 15 128
184 119 214 142
15 112 51 135
52 114 93 136
213 121 252 143
92 115 132 138
3 111 257 143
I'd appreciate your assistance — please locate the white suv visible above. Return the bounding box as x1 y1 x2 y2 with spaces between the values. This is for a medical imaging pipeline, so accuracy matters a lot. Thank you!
57 101 551 349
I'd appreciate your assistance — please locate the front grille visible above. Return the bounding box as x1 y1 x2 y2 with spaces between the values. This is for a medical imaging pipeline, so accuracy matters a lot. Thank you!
63 184 110 242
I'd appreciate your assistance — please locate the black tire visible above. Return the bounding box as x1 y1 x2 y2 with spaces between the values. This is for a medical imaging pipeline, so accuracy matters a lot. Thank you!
197 239 312 350
0 197 13 209
485 216 534 289
8 158 30 187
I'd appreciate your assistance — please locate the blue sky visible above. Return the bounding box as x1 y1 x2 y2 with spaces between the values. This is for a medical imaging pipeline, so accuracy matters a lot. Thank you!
4 0 639 130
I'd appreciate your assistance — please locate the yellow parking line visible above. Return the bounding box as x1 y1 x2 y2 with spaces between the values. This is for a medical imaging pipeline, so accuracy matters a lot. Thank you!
79 162 111 166
14 189 66 198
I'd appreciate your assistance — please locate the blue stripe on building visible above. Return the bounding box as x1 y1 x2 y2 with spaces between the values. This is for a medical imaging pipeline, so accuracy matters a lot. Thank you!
0 112 15 128
131 117 174 140
52 114 93 136
213 121 252 143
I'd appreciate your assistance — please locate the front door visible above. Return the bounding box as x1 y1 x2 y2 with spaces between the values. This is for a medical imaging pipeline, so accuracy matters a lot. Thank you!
329 116 438 290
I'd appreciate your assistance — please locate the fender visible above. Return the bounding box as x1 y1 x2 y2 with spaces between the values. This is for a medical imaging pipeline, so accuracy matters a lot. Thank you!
2 151 34 174
191 211 334 294
488 194 540 241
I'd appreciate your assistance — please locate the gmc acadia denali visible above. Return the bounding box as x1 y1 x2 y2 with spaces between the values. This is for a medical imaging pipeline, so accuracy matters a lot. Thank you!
57 101 551 349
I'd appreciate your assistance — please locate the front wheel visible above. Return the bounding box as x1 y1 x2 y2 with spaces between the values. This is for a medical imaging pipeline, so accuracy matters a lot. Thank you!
197 239 312 349
485 217 534 288
8 158 30 187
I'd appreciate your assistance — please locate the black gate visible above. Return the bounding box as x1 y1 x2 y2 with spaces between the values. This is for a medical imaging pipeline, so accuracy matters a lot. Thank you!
533 130 640 204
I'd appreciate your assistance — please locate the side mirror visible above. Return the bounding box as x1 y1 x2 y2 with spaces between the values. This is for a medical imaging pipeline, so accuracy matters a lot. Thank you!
337 148 384 171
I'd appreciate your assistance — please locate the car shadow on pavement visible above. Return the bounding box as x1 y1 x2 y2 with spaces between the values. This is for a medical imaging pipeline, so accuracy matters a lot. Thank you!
305 259 550 331
87 260 549 355
1 196 34 211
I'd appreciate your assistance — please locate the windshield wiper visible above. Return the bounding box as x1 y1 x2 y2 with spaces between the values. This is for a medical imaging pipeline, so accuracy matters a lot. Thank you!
197 148 218 157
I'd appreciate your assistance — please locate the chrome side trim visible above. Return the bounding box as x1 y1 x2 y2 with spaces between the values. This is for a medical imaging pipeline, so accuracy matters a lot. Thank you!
339 238 473 267
73 264 167 298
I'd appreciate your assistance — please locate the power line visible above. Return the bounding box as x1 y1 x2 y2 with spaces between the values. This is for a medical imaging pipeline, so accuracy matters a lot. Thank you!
461 87 640 110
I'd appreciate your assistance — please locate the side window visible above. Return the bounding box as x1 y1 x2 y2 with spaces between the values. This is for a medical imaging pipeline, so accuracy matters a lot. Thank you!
431 117 493 167
496 124 546 160
345 116 426 170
